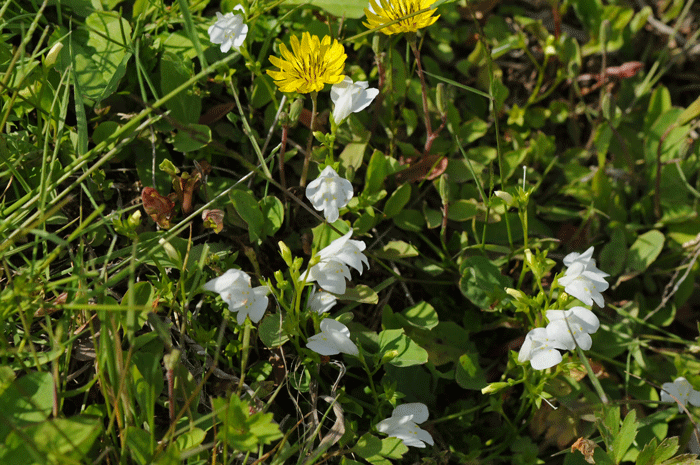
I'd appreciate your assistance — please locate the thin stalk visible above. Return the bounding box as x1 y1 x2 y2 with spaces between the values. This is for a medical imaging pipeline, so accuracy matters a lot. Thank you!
300 91 318 187
576 345 609 404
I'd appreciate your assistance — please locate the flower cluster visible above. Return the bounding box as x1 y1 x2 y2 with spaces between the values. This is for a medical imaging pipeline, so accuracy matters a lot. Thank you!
376 403 434 448
518 307 600 370
207 6 248 53
519 247 609 370
661 377 700 413
302 231 369 295
203 269 269 325
305 166 354 223
559 247 609 307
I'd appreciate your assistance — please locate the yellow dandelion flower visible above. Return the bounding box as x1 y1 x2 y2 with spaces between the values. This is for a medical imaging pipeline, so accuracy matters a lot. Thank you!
364 0 440 35
267 32 346 94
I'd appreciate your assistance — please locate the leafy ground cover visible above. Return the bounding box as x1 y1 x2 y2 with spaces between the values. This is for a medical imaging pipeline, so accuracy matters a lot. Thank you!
2 0 700 463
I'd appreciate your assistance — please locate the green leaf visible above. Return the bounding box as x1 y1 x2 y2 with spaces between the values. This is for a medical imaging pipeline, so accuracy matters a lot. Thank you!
612 410 638 464
57 12 132 103
339 142 366 173
600 227 627 276
0 372 54 441
626 230 664 272
392 209 425 232
447 200 478 221
402 301 439 330
455 352 487 390
383 183 411 219
214 396 282 452
378 329 429 367
365 150 387 195
230 189 265 243
259 312 289 348
458 256 511 309
338 285 379 304
373 240 419 260
284 0 367 18
125 427 154 465
0 416 102 464
159 51 201 124
172 124 211 152
260 196 284 237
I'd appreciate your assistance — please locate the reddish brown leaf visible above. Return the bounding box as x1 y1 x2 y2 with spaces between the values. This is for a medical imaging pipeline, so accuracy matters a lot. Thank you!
198 102 235 125
394 154 448 183
202 209 224 234
142 187 175 229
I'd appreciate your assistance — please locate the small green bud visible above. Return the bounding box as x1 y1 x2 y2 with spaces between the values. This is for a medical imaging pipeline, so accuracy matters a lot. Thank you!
288 98 304 127
159 159 180 177
436 83 446 115
127 210 142 230
494 190 514 207
164 349 181 370
278 241 293 267
380 349 399 365
44 42 63 67
438 173 449 206
481 382 508 395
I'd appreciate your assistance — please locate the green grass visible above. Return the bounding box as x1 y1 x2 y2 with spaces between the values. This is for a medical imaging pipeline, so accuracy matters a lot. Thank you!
2 0 700 463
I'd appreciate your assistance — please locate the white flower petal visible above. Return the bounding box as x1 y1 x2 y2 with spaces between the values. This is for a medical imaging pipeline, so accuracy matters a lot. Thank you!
530 347 563 370
330 76 378 124
307 319 357 356
393 402 430 424
203 268 249 293
308 288 337 314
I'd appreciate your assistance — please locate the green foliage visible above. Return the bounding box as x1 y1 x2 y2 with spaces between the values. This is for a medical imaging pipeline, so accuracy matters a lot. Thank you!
3 0 700 463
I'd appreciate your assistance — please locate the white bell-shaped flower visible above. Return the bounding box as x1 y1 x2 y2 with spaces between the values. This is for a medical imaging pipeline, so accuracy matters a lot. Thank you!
376 403 434 448
302 231 369 294
305 166 354 223
518 327 569 370
559 260 609 307
661 377 700 413
208 6 248 53
203 268 269 325
330 76 380 124
306 318 358 356
545 306 600 351
308 287 337 314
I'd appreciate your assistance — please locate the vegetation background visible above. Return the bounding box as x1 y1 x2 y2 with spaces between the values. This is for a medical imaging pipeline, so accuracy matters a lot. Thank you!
2 0 700 463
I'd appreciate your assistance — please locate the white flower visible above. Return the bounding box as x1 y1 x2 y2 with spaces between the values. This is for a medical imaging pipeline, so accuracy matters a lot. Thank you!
661 377 700 413
545 306 600 351
203 269 269 325
559 258 609 307
563 246 607 276
306 318 358 356
305 259 352 294
330 76 380 124
317 230 369 274
305 166 354 223
376 403 434 448
302 231 369 294
518 327 569 370
308 287 337 314
208 6 248 53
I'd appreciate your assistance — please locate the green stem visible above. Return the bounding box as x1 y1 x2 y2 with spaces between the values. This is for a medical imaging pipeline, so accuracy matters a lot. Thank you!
576 345 609 404
300 91 318 187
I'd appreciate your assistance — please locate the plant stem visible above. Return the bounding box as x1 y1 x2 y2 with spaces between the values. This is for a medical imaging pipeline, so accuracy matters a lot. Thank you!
409 39 445 155
300 91 318 187
576 345 609 404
